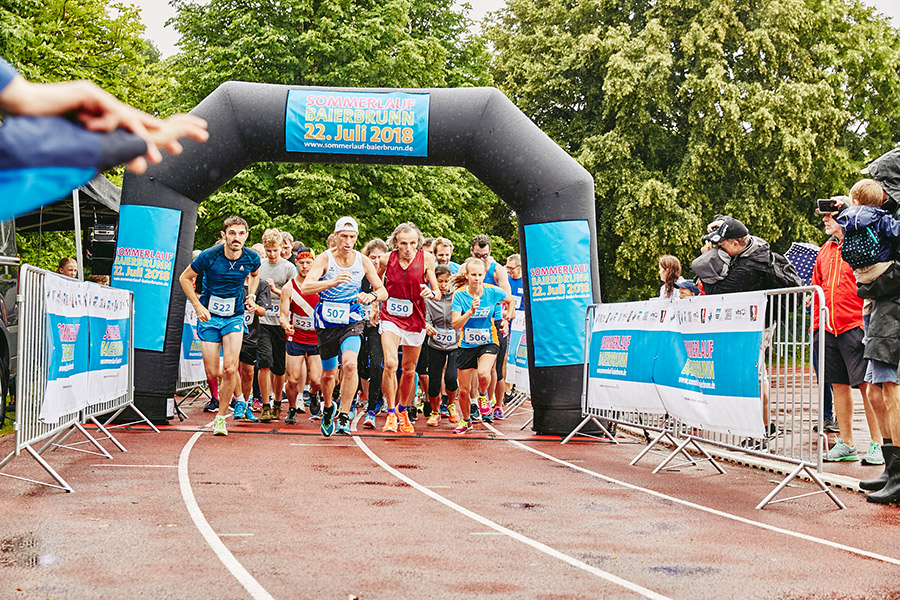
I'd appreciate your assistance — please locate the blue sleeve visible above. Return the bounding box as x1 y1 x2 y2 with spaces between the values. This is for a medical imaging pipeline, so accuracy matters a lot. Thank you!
0 58 18 93
876 212 900 240
451 290 465 312
191 247 214 273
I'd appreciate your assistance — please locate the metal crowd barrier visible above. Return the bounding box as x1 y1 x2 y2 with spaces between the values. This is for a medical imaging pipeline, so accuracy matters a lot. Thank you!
569 286 843 510
0 265 153 492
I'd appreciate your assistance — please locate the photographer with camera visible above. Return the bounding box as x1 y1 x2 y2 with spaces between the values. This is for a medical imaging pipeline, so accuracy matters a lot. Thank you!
811 197 886 466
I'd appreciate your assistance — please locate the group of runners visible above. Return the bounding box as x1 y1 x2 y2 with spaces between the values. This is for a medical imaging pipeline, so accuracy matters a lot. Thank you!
179 215 525 438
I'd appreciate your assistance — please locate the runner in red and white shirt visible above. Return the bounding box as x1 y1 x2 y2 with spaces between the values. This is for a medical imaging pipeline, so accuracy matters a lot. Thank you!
279 246 322 426
377 222 440 434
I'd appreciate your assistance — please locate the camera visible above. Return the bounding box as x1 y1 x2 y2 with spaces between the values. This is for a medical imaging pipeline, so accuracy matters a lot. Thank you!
816 198 840 213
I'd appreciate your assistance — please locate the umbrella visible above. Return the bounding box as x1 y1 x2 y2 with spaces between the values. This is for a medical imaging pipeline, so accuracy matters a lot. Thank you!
784 242 820 286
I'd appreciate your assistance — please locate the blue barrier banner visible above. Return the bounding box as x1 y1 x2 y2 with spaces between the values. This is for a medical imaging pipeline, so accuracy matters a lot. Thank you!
179 301 206 382
523 220 593 367
87 286 131 402
111 205 181 352
285 90 429 157
505 310 530 394
42 277 90 423
586 293 767 437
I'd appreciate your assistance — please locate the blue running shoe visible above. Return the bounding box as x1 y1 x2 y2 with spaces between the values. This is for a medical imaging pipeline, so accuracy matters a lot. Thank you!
469 403 481 423
336 412 351 436
363 411 376 429
321 404 336 437
233 399 246 420
349 397 358 421
374 399 385 413
440 401 449 418
243 405 260 422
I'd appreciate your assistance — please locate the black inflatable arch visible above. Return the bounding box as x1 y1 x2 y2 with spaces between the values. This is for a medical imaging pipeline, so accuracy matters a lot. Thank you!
120 82 600 435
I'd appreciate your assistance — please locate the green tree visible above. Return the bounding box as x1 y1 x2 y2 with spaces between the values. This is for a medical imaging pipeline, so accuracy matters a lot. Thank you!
487 0 900 300
0 0 166 268
168 0 511 256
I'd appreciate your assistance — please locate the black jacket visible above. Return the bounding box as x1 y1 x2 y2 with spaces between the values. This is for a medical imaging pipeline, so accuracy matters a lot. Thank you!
703 236 771 295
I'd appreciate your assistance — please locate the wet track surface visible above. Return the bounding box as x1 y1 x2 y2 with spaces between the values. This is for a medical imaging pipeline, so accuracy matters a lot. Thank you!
2 401 900 599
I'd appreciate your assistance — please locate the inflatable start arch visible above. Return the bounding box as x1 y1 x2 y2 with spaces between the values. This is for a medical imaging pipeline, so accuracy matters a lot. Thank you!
114 83 600 435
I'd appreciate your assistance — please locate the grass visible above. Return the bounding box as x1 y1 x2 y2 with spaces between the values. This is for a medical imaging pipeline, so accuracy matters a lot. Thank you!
1 397 14 438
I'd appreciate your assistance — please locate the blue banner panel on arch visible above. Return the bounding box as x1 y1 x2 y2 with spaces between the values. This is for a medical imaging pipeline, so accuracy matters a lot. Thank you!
285 90 430 157
111 205 181 352
523 220 593 367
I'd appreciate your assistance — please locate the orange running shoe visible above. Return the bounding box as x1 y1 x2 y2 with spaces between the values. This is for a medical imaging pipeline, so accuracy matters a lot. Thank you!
383 411 398 433
398 409 415 434
447 402 459 424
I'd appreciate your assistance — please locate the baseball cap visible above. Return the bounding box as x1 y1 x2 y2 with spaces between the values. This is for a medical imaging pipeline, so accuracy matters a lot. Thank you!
701 216 748 244
334 216 359 234
675 279 702 296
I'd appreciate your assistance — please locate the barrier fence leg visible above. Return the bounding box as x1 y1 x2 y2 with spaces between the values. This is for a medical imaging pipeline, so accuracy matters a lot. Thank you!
89 416 127 452
101 403 160 433
630 429 681 466
519 415 533 431
0 446 74 492
755 463 847 510
561 415 618 445
54 423 114 459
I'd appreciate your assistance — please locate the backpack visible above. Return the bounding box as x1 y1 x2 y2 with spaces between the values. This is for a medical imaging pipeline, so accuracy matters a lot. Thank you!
840 225 889 270
766 251 802 290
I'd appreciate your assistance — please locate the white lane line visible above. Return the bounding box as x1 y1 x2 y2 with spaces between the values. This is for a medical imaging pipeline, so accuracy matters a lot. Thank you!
353 435 671 600
90 464 177 468
486 424 900 567
179 429 275 600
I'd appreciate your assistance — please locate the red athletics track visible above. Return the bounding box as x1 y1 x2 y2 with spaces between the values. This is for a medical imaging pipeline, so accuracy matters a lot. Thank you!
2 400 900 600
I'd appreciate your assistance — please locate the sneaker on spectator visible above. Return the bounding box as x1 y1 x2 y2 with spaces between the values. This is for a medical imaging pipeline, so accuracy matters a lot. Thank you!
285 407 297 425
213 415 227 436
493 407 504 420
447 403 459 423
363 411 376 429
824 439 858 462
453 420 471 435
233 400 247 420
823 418 839 433
203 398 219 413
426 413 440 427
862 440 885 465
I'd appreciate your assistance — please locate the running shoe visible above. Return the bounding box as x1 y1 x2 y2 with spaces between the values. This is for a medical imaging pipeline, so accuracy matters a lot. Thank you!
363 411 377 429
493 407 504 420
374 399 385 413
440 401 450 418
447 402 459 423
285 407 297 425
469 403 481 423
482 410 494 424
407 404 418 422
862 440 885 465
422 402 432 418
259 405 273 422
309 392 321 418
452 419 471 435
242 406 260 423
349 397 358 421
383 411 399 433
251 397 262 412
203 398 219 413
303 390 311 406
272 401 282 421
478 395 491 417
336 412 351 436
824 440 858 462
321 404 336 437
426 413 440 427
295 401 306 414
213 415 227 436
233 400 247 420
398 410 415 434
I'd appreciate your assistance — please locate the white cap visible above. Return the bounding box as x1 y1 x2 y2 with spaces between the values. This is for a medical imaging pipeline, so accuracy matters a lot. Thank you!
334 216 359 234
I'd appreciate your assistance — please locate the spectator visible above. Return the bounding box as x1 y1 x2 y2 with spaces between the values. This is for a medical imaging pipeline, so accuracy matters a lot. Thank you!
88 274 110 285
675 279 701 298
57 257 77 279
811 201 885 465
657 255 684 300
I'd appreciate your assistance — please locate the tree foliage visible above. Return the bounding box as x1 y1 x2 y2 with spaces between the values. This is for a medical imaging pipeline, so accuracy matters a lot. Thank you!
168 0 513 257
487 0 900 300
